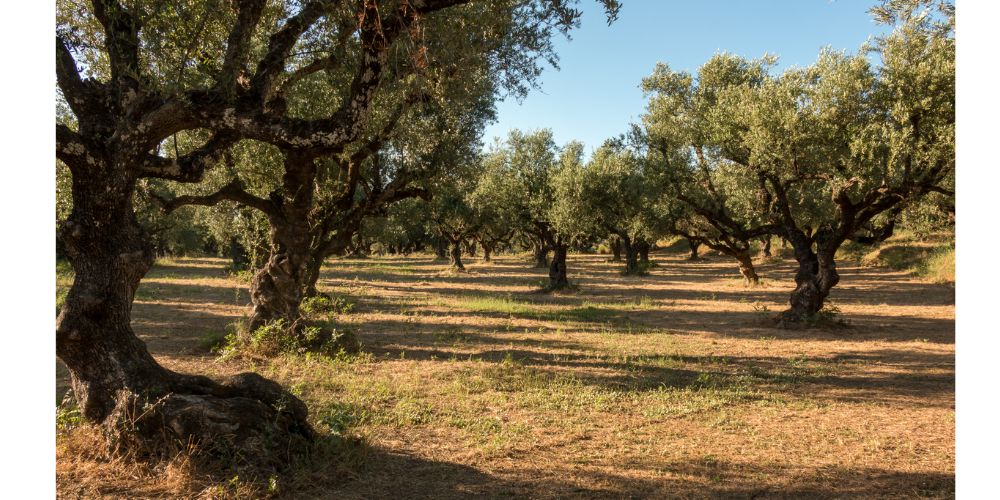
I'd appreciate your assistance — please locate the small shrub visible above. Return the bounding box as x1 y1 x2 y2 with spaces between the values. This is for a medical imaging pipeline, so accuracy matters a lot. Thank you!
804 304 849 329
219 319 361 359
56 398 83 432
623 261 653 276
199 330 230 353
301 294 355 317
319 402 359 436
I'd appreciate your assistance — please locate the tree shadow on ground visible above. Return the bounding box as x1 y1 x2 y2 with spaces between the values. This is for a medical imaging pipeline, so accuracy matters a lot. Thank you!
319 446 954 499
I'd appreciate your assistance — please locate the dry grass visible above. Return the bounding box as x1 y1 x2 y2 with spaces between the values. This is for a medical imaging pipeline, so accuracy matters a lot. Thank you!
56 250 955 498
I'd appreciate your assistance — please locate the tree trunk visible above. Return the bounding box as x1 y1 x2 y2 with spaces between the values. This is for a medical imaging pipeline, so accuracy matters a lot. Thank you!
782 233 840 321
622 237 640 275
547 243 570 290
533 242 549 268
482 243 493 262
450 239 465 270
57 163 311 462
760 237 772 258
435 237 448 260
735 251 760 285
610 238 622 262
248 216 314 330
638 240 651 264
302 253 325 298
687 238 701 260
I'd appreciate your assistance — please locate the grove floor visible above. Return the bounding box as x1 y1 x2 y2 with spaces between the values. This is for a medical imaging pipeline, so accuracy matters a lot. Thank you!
56 249 955 499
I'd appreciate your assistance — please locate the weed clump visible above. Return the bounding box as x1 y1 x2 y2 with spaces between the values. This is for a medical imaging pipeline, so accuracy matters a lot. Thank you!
301 294 355 317
217 319 361 360
775 304 850 329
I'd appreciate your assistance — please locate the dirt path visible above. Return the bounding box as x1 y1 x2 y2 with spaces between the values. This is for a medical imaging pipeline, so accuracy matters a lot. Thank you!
56 250 955 498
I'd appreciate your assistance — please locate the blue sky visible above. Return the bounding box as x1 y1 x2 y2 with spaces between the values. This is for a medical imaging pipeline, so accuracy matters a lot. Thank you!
482 0 890 154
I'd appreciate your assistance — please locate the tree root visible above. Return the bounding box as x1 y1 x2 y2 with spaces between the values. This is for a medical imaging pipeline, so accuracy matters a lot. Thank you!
103 372 314 474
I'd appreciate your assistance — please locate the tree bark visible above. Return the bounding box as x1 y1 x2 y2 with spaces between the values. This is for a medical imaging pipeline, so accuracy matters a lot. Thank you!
782 232 840 321
547 243 570 290
248 225 312 330
735 250 760 285
302 254 325 298
760 237 772 258
687 238 701 260
482 243 493 262
622 236 640 275
57 161 311 461
610 237 622 262
533 241 549 268
450 239 465 270
435 237 448 260
638 240 651 264
246 151 325 330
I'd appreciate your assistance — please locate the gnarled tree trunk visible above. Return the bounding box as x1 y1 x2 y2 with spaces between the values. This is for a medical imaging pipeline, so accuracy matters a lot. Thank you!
760 237 772 258
638 240 651 264
450 239 465 270
57 161 311 464
547 243 569 290
687 238 701 260
302 254 325 299
622 236 640 275
435 237 448 260
782 232 840 321
610 237 622 262
735 250 760 285
248 153 319 330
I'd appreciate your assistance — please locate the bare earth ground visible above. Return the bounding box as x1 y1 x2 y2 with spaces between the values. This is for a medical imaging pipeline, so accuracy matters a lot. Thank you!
56 249 955 499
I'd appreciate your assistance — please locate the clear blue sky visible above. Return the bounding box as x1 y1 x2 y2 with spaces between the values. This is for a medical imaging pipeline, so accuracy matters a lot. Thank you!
482 0 890 155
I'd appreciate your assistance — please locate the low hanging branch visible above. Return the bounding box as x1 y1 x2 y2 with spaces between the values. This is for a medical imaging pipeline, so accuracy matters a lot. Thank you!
152 178 277 216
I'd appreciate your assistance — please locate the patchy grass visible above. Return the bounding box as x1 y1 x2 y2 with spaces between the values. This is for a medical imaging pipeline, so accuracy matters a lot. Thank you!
57 252 955 498
852 232 955 285
918 247 955 284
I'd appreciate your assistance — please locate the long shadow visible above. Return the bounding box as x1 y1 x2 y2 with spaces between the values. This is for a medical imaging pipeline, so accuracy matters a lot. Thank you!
354 322 954 407
313 445 954 499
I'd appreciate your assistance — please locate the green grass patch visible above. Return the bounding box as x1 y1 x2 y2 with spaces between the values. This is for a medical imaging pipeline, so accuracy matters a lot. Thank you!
56 260 74 313
428 294 625 324
859 239 954 284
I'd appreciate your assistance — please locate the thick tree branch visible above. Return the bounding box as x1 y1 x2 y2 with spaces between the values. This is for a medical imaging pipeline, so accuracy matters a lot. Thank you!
153 179 277 216
56 36 103 120
138 133 237 183
218 0 268 96
56 124 92 170
91 0 142 87
249 0 337 102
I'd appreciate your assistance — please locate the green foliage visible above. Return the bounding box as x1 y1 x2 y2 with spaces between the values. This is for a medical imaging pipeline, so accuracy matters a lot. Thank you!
804 304 849 329
638 0 953 297
301 295 356 317
218 319 360 360
56 399 83 433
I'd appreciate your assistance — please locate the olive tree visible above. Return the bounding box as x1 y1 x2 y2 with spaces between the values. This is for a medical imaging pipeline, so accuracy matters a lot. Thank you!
55 0 620 462
640 54 780 284
644 0 954 320
568 139 667 275
476 129 582 289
